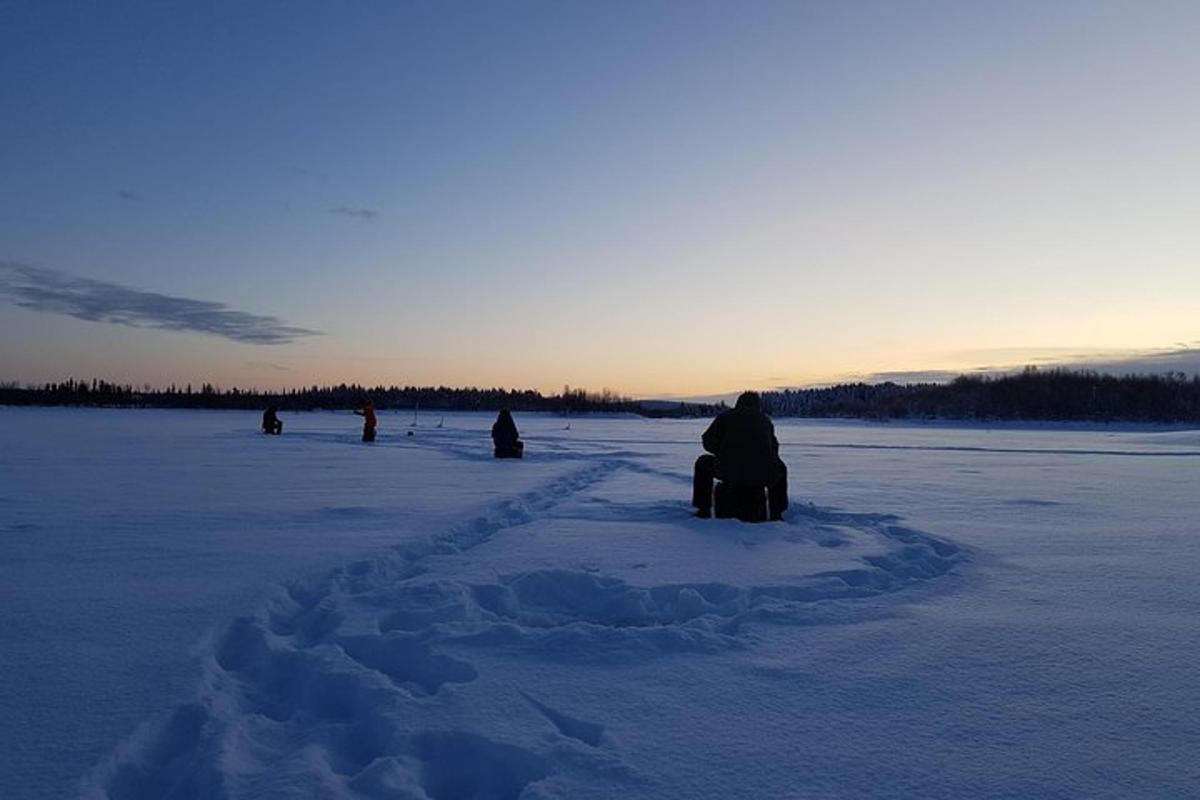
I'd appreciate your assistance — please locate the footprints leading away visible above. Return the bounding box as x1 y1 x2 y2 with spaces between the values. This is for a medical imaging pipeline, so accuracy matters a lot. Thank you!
87 456 966 799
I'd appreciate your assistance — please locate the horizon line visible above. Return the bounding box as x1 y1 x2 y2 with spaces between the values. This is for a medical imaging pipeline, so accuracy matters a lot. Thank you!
6 361 1200 404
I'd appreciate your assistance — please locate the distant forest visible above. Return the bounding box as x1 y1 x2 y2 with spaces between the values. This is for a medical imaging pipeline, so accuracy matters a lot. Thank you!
0 379 716 416
3 369 1199 422
761 369 1200 423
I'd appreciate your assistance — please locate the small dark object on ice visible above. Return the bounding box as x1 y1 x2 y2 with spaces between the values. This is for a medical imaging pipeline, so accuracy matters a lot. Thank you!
713 481 772 523
262 406 283 435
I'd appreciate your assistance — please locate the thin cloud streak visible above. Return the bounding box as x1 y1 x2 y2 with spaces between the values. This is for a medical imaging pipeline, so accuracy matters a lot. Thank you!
854 347 1200 386
329 205 377 220
1066 347 1200 377
0 262 322 345
284 165 329 180
855 370 969 385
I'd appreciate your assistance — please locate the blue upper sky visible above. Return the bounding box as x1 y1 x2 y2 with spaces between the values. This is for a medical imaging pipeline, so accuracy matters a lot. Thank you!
2 1 1198 395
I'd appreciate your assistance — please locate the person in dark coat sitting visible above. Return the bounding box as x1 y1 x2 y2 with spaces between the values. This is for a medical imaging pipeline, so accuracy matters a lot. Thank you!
692 391 788 520
262 405 283 435
491 408 524 459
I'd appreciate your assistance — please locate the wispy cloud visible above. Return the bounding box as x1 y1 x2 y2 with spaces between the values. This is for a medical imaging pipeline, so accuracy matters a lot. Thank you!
285 165 329 180
246 361 293 372
330 205 378 220
1065 347 1200 377
855 369 968 385
116 190 141 201
854 346 1200 386
0 262 322 345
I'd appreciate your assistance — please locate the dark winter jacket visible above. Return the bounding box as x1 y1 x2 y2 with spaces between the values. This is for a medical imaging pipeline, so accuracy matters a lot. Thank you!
492 410 520 449
701 396 782 486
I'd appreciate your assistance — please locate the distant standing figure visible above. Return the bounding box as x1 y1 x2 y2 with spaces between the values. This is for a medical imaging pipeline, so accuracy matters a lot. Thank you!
355 400 377 443
692 391 788 521
262 405 283 435
491 408 524 459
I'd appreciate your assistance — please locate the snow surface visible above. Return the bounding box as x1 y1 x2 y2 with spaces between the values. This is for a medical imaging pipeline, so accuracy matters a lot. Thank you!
1 408 1198 799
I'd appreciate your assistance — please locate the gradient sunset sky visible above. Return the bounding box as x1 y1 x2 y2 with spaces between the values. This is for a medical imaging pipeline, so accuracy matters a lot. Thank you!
2 1 1198 396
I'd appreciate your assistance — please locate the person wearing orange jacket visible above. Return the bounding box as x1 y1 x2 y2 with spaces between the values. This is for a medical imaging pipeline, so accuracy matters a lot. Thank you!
354 399 377 442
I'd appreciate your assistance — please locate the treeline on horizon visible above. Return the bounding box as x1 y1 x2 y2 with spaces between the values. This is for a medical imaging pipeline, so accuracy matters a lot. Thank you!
761 368 1200 423
3 368 1199 422
0 379 717 417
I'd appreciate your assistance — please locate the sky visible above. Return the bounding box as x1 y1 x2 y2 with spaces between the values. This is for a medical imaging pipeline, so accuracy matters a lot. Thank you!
2 0 1198 397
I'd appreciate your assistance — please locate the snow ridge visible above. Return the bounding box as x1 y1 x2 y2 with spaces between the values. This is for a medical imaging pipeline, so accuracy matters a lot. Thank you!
83 456 965 799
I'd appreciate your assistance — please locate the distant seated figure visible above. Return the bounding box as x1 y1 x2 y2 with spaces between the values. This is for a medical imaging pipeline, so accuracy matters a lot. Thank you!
693 391 788 522
491 408 524 459
354 399 377 443
262 405 283 435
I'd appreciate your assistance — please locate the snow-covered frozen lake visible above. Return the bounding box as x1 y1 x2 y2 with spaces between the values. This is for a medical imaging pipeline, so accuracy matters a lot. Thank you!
2 408 1198 799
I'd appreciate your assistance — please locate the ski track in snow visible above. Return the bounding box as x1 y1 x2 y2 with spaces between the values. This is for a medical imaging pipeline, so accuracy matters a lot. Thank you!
83 445 967 800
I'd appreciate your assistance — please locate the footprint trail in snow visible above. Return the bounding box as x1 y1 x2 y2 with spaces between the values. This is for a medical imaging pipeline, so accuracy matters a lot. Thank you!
85 450 966 799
